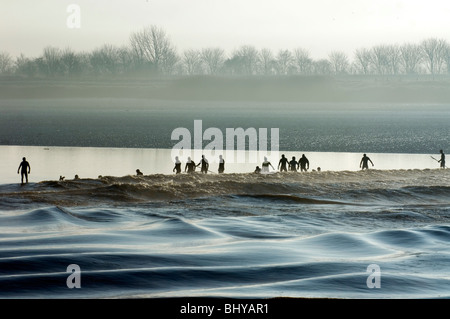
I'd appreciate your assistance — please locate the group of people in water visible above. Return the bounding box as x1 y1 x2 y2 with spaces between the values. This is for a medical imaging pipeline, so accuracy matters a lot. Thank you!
168 154 314 175
16 150 446 184
167 150 446 176
172 155 225 174
276 154 311 172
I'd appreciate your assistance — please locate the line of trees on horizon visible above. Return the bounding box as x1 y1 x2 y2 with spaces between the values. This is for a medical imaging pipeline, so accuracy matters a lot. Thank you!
2 25 450 80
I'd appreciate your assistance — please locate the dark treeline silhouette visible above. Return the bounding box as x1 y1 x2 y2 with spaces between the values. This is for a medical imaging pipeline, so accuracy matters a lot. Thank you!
2 25 450 79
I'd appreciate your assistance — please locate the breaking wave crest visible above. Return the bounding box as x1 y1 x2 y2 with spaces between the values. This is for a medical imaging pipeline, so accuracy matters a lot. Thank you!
0 169 448 208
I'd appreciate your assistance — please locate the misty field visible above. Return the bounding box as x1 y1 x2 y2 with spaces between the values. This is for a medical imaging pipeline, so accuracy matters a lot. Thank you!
2 75 450 103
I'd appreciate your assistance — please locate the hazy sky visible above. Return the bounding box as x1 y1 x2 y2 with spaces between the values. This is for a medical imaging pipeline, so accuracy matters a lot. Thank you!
2 0 450 59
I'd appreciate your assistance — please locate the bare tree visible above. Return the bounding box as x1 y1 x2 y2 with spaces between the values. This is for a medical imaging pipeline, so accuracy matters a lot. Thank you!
129 25 177 74
421 38 448 77
60 48 85 76
200 47 225 75
233 45 260 75
369 45 391 75
444 45 450 75
313 59 332 75
223 55 243 75
259 48 275 75
89 44 121 75
385 44 402 75
161 49 180 75
275 49 293 75
399 43 422 75
182 49 202 75
15 54 38 77
39 46 63 76
117 46 134 74
329 51 349 75
353 48 372 75
0 52 13 74
293 48 313 75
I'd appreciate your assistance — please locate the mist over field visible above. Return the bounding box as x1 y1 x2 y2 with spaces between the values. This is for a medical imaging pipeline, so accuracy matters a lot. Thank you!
2 23 450 104
2 75 450 104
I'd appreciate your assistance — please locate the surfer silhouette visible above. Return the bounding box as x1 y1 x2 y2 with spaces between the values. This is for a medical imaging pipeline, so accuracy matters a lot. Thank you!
218 155 225 173
254 166 261 174
185 157 196 173
136 169 143 176
197 155 209 174
262 157 275 173
17 157 30 184
173 156 181 174
289 156 298 172
438 150 446 168
360 154 374 170
299 154 310 172
278 154 288 172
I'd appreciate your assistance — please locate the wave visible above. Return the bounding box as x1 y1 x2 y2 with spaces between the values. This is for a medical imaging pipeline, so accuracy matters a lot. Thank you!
0 169 449 208
1 219 450 298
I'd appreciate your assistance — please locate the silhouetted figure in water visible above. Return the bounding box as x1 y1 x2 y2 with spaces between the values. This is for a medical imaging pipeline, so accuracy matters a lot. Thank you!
262 157 275 173
289 156 298 172
438 150 446 169
299 154 310 172
317 167 321 172
173 156 181 174
185 157 197 173
218 155 225 174
74 174 80 180
17 157 30 184
197 155 209 174
278 154 288 172
254 166 261 174
59 176 65 181
360 154 374 170
136 169 143 176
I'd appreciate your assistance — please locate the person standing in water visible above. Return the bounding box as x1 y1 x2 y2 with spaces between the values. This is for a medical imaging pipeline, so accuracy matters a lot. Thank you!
289 156 298 172
218 155 225 174
197 155 209 174
438 149 446 169
17 157 31 184
261 157 275 173
173 156 182 174
185 157 196 173
360 153 374 170
299 154 310 172
278 154 289 172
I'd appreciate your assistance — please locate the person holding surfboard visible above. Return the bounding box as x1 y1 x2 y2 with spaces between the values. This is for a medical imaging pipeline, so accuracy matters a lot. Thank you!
438 150 445 169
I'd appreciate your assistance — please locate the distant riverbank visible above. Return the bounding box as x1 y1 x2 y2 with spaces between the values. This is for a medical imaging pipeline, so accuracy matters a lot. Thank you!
2 75 450 103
